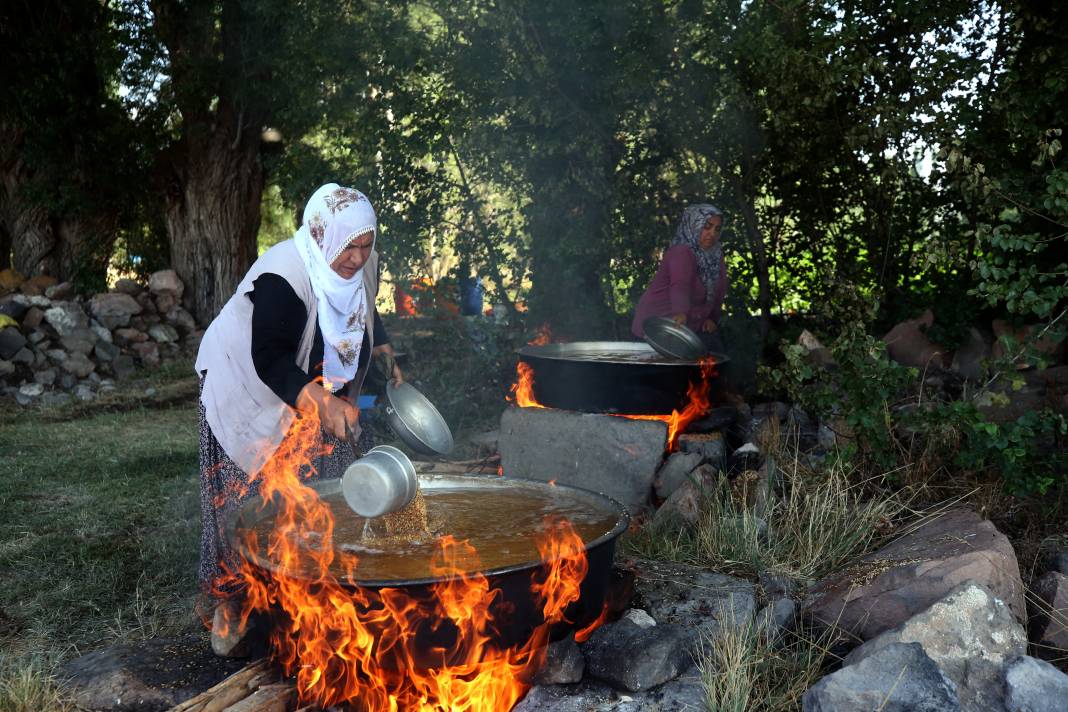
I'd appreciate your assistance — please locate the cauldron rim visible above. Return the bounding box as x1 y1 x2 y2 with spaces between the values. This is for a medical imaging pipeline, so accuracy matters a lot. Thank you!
225 472 630 588
517 340 730 366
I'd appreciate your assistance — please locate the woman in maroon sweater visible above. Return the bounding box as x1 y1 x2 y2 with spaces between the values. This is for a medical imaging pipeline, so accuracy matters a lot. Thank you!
631 204 727 349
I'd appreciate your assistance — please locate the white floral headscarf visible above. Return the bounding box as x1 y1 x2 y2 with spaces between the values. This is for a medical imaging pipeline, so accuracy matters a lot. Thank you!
670 204 724 299
294 183 377 392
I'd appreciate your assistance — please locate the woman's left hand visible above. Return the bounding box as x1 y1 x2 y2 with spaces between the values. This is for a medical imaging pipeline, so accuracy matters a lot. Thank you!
373 344 404 384
701 319 718 333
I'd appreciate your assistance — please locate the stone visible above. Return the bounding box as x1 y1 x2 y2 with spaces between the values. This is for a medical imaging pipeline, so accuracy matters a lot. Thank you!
534 634 584 685
90 322 113 343
0 360 13 378
131 341 161 367
135 292 158 315
112 278 142 296
653 463 718 527
60 634 247 712
19 382 44 398
653 451 704 499
512 679 631 712
677 432 726 465
756 598 796 640
752 401 789 421
0 298 29 322
148 269 184 298
725 441 762 476
1003 655 1068 712
45 281 75 300
44 301 89 336
499 406 667 513
798 329 836 368
687 406 738 433
805 508 1025 641
816 422 837 449
22 306 45 329
148 323 179 344
0 268 25 290
114 327 149 345
41 391 72 407
45 348 68 363
582 618 693 692
60 372 77 389
802 642 960 712
632 558 756 644
155 293 177 314
34 369 57 386
60 327 97 355
24 274 57 293
12 347 33 366
28 330 46 345
165 306 197 333
90 292 143 330
112 354 136 380
882 309 947 369
950 328 990 380
622 608 657 629
94 341 120 362
74 384 95 402
1054 548 1068 575
843 582 1027 712
62 352 96 379
1032 571 1068 655
759 569 797 600
0 326 27 360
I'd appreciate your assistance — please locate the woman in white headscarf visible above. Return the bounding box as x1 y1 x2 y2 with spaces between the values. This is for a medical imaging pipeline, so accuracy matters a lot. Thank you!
193 183 403 597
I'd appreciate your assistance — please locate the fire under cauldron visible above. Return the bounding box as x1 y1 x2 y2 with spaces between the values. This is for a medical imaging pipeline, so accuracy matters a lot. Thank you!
226 473 629 667
518 341 729 415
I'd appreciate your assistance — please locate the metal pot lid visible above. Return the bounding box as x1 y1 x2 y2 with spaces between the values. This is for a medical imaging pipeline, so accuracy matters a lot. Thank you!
642 316 708 361
384 380 455 456
517 341 718 366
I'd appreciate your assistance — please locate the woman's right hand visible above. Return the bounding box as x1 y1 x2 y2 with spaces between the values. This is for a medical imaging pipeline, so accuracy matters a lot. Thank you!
671 313 687 325
296 382 360 441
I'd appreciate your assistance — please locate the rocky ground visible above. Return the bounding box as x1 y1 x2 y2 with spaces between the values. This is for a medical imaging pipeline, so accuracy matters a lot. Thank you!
0 268 202 407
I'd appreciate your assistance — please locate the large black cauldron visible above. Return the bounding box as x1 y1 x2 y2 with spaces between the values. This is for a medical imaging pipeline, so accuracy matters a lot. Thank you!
518 341 727 415
226 474 628 666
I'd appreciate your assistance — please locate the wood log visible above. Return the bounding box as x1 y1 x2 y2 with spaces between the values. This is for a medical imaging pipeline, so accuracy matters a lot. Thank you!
221 683 294 712
167 659 271 712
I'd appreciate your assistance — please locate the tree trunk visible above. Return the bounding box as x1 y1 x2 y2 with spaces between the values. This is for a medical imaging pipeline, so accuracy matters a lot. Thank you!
162 114 264 325
732 177 773 337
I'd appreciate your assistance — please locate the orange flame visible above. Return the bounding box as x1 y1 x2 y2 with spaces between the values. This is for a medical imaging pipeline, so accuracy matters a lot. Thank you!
509 358 717 451
528 323 553 346
573 602 609 643
219 403 592 710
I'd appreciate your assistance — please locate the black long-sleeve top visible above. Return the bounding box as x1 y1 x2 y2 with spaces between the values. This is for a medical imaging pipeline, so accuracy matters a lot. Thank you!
249 273 389 406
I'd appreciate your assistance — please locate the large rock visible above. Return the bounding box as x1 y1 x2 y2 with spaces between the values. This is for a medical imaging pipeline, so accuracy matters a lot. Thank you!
62 352 96 379
1003 655 1068 712
499 406 667 513
166 306 197 333
1032 571 1068 655
148 323 179 344
992 319 1065 362
843 582 1027 712
0 326 27 360
131 341 161 367
653 464 718 527
513 679 633 712
677 432 726 466
148 269 184 298
90 292 143 330
805 508 1025 640
44 301 90 336
60 327 98 355
581 618 693 692
950 328 990 381
112 278 142 296
882 309 947 369
803 642 960 712
534 635 584 685
653 451 704 499
60 635 246 712
631 558 756 644
0 268 25 290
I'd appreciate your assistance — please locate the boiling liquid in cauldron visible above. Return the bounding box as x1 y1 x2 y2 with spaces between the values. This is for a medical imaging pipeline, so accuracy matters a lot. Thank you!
534 349 694 366
252 485 621 582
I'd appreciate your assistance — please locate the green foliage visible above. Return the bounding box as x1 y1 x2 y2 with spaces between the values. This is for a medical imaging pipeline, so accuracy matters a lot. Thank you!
764 322 916 470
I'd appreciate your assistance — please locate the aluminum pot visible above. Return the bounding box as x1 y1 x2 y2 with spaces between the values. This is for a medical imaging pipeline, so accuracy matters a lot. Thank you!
517 341 728 415
226 474 628 666
341 445 418 517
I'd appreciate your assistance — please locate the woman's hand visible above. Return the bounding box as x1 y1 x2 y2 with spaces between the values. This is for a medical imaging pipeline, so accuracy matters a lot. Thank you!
372 343 404 384
296 381 360 441
701 319 718 333
671 314 687 325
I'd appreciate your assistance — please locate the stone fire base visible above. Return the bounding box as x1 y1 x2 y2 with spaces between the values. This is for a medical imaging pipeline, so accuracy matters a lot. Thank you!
499 406 668 514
